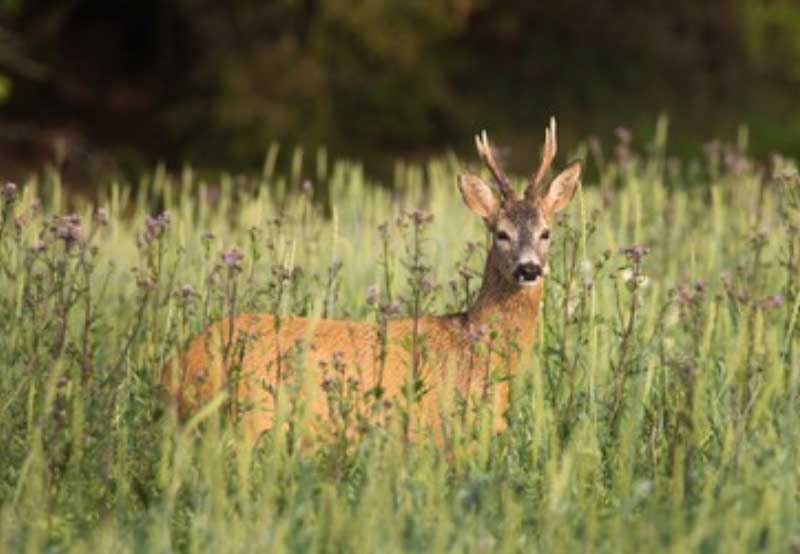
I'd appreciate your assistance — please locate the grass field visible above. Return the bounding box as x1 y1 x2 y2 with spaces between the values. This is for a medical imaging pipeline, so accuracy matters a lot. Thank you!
1 127 799 553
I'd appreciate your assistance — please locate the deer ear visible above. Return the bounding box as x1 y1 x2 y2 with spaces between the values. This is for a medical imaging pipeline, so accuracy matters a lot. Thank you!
458 174 499 221
540 161 581 215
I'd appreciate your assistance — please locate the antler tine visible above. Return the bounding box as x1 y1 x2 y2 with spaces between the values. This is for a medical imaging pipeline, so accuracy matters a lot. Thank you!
525 117 558 200
475 130 515 201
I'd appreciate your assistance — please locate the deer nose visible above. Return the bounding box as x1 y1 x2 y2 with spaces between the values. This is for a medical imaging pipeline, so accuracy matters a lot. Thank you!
513 262 543 283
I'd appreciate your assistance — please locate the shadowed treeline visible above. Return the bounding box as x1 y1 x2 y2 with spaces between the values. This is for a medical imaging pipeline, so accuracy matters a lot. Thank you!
1 0 800 183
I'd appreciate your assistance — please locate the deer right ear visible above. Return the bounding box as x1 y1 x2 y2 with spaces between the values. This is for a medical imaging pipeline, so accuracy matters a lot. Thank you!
458 174 499 221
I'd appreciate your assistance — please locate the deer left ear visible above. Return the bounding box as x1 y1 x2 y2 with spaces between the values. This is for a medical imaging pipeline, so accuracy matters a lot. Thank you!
458 173 499 221
540 161 581 215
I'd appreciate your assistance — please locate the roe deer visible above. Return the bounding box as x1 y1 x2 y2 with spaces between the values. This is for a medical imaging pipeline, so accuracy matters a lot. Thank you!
163 118 582 443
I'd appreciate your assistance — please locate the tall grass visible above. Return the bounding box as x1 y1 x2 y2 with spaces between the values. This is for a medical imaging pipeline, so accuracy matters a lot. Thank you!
1 130 799 553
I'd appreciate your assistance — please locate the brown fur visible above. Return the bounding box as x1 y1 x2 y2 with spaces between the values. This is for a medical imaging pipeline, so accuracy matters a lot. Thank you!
162 254 542 442
162 121 581 444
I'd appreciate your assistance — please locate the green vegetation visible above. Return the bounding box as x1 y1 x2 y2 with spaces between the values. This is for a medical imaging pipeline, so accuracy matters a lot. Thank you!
1 129 799 552
3 1 800 172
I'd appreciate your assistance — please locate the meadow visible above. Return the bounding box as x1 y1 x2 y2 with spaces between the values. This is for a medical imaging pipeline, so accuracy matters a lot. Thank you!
1 124 799 553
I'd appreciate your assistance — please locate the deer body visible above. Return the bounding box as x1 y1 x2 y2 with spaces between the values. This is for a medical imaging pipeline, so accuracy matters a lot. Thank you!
164 119 581 443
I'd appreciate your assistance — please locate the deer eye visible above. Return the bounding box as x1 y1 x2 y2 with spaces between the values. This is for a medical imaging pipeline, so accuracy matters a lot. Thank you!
540 229 550 240
496 230 511 242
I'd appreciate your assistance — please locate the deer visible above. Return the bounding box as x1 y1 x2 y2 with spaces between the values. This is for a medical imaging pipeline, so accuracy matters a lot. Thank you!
163 118 582 445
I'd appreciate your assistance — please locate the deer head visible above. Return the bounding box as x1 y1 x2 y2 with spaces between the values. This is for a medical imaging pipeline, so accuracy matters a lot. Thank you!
458 118 582 287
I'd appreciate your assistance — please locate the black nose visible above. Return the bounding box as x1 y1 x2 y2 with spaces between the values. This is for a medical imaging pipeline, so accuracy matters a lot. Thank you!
513 262 543 282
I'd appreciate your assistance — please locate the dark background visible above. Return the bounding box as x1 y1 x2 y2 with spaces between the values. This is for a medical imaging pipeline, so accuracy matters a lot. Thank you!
2 0 799 186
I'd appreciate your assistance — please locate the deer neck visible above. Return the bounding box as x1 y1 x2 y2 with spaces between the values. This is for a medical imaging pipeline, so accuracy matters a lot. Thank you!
466 249 544 347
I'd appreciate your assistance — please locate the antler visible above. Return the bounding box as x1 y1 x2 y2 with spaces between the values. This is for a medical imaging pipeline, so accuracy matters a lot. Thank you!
525 117 557 201
475 131 515 201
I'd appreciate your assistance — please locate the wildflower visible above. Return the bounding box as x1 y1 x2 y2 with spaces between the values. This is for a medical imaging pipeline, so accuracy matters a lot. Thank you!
457 265 476 280
762 294 784 309
410 209 434 226
366 285 380 306
222 247 244 270
137 274 156 290
380 300 402 317
55 214 84 248
94 207 109 226
588 136 604 166
179 283 196 299
694 278 706 292
2 182 18 203
14 214 27 230
144 211 170 242
620 244 649 263
421 277 435 293
614 127 632 145
723 147 750 176
614 127 633 165
468 324 488 343
31 239 47 253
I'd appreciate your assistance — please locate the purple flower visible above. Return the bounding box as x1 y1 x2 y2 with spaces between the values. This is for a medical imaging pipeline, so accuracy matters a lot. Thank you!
179 283 196 299
94 207 109 226
366 285 380 306
222 247 244 270
31 240 47 253
614 127 632 145
620 244 650 264
137 275 156 290
2 182 18 202
144 211 170 242
763 294 784 309
14 214 27 230
55 214 84 248
410 209 434 226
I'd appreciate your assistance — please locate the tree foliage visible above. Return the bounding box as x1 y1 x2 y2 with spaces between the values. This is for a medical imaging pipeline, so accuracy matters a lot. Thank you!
1 0 799 173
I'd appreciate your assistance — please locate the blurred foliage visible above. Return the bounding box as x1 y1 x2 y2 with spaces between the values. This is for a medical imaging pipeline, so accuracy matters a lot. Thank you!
740 0 800 83
0 73 10 103
1 0 800 178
